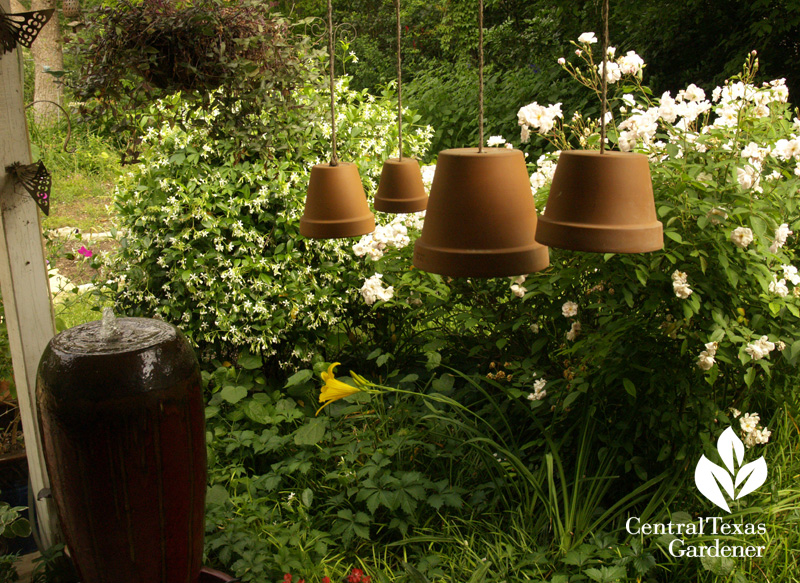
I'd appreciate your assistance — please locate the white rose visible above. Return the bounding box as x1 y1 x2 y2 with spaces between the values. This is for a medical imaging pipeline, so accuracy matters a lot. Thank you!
561 301 578 318
730 226 754 249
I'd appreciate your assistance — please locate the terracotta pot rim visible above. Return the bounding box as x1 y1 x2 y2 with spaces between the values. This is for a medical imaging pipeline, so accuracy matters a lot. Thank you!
436 147 523 158
310 161 360 170
381 157 422 164
557 149 649 160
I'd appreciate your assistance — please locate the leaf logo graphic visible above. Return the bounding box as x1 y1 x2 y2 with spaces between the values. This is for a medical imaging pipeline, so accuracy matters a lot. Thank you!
694 427 767 512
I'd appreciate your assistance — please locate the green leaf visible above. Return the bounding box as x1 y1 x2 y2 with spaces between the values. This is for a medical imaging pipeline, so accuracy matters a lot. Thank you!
301 488 313 508
294 417 327 446
744 367 756 387
427 494 443 510
700 554 735 576
431 373 454 394
749 215 767 238
237 351 262 370
285 369 313 387
563 391 581 408
790 339 800 361
623 378 636 397
10 518 30 538
220 385 247 404
206 484 230 506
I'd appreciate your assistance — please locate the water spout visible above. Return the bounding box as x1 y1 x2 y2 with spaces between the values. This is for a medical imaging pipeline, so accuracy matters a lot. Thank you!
100 307 121 341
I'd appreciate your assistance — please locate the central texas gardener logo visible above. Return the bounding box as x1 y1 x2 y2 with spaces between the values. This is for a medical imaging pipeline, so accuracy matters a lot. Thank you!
694 427 768 512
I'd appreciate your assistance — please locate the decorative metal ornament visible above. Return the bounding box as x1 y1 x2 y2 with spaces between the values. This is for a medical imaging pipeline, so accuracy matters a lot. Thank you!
374 0 427 214
412 0 548 277
413 148 549 277
6 161 51 216
534 0 662 253
61 0 80 18
0 6 54 55
299 0 374 239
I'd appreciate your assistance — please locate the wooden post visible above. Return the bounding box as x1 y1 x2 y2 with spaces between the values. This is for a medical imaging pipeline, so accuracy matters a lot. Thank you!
0 0 61 549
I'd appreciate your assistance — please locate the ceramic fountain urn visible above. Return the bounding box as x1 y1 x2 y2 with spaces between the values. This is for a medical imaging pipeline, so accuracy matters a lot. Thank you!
36 310 209 583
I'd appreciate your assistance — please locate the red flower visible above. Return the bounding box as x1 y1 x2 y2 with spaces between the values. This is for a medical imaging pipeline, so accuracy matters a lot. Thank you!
321 578 331 583
298 580 305 583
347 569 364 583
283 575 293 583
363 578 371 583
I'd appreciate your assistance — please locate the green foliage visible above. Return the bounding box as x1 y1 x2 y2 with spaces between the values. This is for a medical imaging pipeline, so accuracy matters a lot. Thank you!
27 118 121 232
203 359 468 581
0 500 29 541
72 0 319 162
0 555 17 583
108 72 431 366
0 496 33 583
404 62 579 155
98 21 800 582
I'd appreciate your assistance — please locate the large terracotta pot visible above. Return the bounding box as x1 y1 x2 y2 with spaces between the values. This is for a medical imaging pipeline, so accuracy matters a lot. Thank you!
535 150 663 253
413 147 549 277
37 316 206 583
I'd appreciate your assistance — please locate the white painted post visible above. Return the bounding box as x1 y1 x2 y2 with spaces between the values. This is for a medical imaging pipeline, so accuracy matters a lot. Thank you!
0 0 61 549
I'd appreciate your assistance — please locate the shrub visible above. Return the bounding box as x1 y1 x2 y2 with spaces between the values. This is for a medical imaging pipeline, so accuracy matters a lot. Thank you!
337 46 800 483
108 69 432 370
71 0 317 162
404 62 579 156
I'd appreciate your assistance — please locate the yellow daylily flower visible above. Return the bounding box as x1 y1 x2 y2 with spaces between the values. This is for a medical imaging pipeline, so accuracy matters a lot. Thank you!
316 363 362 415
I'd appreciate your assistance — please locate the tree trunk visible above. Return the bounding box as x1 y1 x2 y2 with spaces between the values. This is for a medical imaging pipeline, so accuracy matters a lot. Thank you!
30 0 63 125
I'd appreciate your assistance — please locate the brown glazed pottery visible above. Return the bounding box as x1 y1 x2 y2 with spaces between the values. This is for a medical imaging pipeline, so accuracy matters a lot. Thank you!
300 162 375 239
413 147 549 278
37 317 206 583
535 150 663 253
374 157 428 213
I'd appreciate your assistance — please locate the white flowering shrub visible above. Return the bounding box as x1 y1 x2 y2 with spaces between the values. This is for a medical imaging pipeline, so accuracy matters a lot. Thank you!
108 74 432 367
344 44 800 484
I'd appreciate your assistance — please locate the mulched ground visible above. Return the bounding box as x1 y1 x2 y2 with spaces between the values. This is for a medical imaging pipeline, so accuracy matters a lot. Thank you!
47 237 120 286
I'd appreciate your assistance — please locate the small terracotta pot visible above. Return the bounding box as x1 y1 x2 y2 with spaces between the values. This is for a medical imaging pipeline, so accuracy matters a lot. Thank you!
413 147 549 278
300 162 375 239
375 157 428 213
535 150 663 253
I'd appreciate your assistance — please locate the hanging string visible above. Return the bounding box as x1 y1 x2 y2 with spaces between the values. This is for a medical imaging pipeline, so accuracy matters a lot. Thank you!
599 0 609 155
478 0 484 153
327 0 338 166
396 0 403 161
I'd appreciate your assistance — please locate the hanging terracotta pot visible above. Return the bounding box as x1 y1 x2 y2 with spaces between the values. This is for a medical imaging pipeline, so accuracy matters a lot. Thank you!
374 157 428 213
300 162 375 239
535 150 663 253
413 147 549 278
